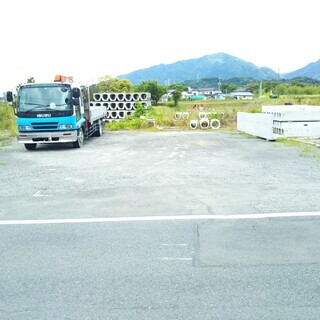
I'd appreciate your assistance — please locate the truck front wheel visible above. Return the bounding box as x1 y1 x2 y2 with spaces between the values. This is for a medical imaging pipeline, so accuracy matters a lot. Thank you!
25 143 37 150
73 128 84 148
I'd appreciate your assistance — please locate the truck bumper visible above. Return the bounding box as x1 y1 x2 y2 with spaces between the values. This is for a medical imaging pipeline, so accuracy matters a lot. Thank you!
17 131 78 144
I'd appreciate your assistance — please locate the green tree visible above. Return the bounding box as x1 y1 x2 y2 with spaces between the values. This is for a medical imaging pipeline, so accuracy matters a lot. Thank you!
169 83 188 92
220 83 237 94
96 76 133 92
135 80 167 105
171 90 182 107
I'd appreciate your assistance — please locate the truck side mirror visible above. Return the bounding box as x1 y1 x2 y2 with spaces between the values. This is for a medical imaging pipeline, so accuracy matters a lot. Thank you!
6 91 13 102
72 88 80 99
73 98 80 106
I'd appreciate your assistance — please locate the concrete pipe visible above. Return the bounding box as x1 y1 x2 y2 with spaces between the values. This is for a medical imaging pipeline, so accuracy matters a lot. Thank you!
198 112 207 119
140 93 147 101
109 93 117 102
119 111 125 118
132 93 140 101
110 102 117 110
210 119 221 129
182 112 190 119
93 93 101 101
125 93 132 101
118 102 125 110
200 118 210 129
106 111 110 118
102 93 109 101
117 93 125 101
141 102 148 109
111 111 118 119
125 102 133 110
190 120 198 130
175 112 182 120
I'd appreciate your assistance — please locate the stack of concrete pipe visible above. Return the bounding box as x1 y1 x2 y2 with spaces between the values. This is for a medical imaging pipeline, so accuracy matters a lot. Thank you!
190 118 221 130
90 92 151 122
189 112 221 130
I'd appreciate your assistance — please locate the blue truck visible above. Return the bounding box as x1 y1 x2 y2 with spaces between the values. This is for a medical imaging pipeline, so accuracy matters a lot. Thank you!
6 75 106 150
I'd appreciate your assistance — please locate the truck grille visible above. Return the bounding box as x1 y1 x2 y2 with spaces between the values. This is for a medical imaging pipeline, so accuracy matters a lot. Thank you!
31 122 59 130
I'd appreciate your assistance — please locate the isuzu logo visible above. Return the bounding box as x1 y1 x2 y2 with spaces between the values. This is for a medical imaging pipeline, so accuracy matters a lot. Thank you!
37 114 52 118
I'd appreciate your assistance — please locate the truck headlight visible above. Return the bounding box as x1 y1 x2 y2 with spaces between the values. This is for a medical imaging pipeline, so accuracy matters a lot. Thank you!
19 125 32 131
59 124 73 129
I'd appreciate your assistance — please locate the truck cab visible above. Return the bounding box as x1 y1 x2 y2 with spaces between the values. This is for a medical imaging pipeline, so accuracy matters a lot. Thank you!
7 75 105 150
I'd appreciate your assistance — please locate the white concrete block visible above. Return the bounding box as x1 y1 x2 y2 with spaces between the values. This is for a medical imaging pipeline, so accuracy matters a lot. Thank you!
237 112 275 140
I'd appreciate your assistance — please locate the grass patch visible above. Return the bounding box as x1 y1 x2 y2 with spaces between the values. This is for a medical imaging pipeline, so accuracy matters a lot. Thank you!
276 138 302 147
0 103 16 145
276 137 320 159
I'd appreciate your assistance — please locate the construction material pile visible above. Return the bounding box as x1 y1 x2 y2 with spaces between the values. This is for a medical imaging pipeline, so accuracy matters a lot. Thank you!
90 92 151 122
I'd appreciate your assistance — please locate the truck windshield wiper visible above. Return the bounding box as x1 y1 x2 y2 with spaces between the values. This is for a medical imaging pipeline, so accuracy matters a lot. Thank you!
22 104 50 113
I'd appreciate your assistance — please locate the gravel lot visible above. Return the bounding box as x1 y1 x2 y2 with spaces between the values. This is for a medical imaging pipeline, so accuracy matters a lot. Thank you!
2 130 320 320
1 130 320 220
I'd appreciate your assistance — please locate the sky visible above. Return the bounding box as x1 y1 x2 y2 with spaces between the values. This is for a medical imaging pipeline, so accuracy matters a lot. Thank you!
1 0 319 91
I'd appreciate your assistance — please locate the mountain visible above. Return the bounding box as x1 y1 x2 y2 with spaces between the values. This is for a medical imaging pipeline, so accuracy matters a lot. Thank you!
118 53 278 85
283 60 320 80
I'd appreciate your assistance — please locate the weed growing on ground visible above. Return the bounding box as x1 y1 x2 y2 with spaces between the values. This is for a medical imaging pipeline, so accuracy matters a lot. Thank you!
0 103 16 139
276 138 320 159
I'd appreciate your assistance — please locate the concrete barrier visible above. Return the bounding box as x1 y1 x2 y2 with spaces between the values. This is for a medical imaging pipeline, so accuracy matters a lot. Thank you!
237 112 275 140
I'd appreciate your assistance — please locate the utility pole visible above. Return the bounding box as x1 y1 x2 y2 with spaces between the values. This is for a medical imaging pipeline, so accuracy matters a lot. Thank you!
259 80 262 97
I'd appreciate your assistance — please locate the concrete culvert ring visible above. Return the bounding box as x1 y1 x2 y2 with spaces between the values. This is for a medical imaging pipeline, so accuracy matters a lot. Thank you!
110 94 117 101
190 120 198 130
210 119 221 129
125 102 132 110
200 118 210 129
93 93 101 101
198 112 206 119
182 112 189 119
133 93 139 101
125 94 132 101
102 93 109 101
175 112 182 120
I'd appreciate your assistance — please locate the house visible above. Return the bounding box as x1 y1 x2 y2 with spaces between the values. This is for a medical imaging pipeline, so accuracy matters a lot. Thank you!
229 90 254 100
188 87 222 98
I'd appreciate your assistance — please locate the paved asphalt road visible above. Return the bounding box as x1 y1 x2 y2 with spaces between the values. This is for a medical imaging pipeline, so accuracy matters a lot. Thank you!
1 131 320 319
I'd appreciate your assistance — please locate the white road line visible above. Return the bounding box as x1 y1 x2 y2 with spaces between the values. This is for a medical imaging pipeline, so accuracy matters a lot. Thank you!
157 258 192 261
0 211 320 226
161 244 187 247
33 190 53 197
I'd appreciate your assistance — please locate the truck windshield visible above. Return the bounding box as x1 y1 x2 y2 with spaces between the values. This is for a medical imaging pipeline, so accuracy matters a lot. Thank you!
17 84 73 115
